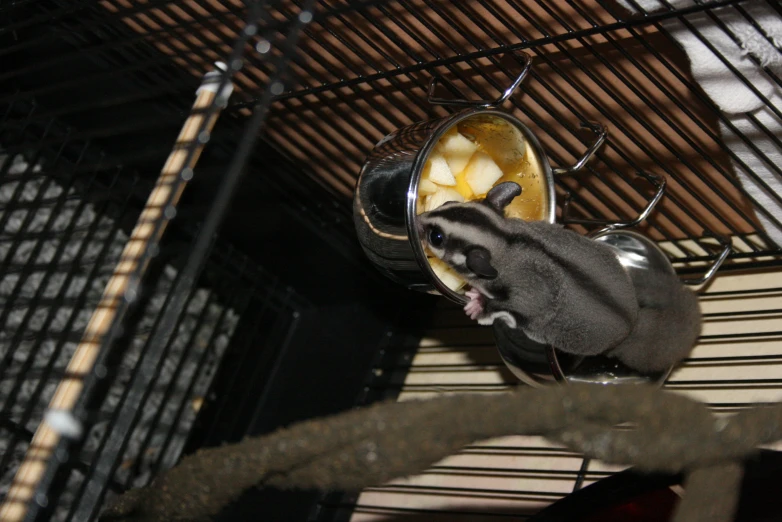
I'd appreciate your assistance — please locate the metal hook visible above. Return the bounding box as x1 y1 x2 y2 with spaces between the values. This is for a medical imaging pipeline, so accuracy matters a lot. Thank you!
594 174 667 234
565 173 666 233
681 235 732 288
552 122 607 176
427 51 532 108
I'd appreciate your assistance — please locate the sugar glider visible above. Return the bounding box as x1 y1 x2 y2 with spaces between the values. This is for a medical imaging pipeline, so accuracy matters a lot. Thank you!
416 181 701 373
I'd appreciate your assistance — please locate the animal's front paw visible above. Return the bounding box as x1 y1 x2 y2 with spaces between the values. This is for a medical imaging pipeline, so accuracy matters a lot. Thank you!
463 288 485 320
464 289 518 328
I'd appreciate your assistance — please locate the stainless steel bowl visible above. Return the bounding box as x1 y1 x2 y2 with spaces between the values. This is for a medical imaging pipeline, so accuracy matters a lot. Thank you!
353 53 606 303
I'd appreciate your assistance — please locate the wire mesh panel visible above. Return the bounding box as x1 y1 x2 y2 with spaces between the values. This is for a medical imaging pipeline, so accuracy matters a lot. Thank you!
0 0 318 520
96 0 782 271
0 138 300 511
0 111 307 522
266 0 780 272
46 0 778 270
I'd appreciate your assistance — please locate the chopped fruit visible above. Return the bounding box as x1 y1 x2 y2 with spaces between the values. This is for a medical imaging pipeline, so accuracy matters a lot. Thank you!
463 151 504 196
430 257 466 292
416 195 427 215
415 121 546 295
438 129 478 174
425 152 456 186
425 187 464 212
418 178 438 195
454 171 474 199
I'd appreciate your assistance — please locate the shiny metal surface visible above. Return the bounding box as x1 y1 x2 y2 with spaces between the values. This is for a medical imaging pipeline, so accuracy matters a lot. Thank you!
352 54 613 304
561 172 666 232
353 108 557 304
550 122 607 177
591 228 676 275
680 235 732 287
427 52 532 108
493 229 678 388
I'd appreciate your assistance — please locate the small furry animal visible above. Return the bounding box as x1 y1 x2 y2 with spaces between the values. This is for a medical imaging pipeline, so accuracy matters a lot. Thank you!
417 181 702 373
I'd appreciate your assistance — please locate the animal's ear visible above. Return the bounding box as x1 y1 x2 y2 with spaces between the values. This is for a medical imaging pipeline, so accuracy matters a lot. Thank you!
485 182 522 212
466 247 498 279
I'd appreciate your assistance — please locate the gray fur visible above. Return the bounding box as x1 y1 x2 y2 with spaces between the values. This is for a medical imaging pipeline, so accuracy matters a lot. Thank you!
607 267 702 372
417 182 702 373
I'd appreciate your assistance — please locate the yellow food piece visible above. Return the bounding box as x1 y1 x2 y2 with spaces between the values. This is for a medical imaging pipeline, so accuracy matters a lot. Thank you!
463 151 504 196
438 128 478 174
418 178 438 195
465 123 526 174
454 171 474 199
425 187 464 212
416 195 426 215
425 151 456 186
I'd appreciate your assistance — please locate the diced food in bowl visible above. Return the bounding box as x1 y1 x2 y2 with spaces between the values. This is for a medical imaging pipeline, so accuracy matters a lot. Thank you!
463 151 504 196
428 257 466 293
416 122 546 294
418 178 438 195
424 187 464 212
454 171 473 199
424 152 457 186
437 127 479 174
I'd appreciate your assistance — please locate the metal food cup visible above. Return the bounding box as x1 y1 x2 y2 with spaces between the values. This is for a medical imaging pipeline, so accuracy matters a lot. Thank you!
353 53 605 304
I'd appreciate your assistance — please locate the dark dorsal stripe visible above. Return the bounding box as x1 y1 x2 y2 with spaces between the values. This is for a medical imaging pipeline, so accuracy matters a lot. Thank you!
430 204 508 239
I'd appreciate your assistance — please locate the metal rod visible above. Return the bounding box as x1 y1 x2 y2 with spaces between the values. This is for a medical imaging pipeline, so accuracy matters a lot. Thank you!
551 123 608 177
0 63 233 522
230 0 754 107
427 51 532 107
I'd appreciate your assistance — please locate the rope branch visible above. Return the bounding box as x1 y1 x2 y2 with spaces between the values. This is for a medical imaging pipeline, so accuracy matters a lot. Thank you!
99 383 782 522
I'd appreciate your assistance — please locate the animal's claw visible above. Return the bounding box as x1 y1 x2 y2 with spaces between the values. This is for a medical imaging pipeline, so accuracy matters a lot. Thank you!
463 288 485 321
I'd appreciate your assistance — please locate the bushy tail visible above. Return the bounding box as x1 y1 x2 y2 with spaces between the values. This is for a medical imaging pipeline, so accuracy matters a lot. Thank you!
609 275 702 373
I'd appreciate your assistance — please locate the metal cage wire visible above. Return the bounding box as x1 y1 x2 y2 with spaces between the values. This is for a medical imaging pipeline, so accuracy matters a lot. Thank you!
0 0 781 521
1 0 316 520
8 0 779 266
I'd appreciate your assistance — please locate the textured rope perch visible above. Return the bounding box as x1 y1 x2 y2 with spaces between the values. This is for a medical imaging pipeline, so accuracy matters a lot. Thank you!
100 383 782 522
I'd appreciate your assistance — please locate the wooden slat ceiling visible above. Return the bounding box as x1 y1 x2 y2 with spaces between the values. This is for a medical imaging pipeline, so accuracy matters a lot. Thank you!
100 0 764 247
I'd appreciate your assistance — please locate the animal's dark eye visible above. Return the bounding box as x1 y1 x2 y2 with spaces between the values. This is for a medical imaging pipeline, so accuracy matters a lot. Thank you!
428 226 444 247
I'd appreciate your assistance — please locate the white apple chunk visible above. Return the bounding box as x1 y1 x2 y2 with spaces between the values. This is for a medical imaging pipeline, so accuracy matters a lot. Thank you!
425 152 456 186
424 187 464 212
463 151 504 196
438 130 478 174
418 178 438 195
